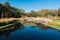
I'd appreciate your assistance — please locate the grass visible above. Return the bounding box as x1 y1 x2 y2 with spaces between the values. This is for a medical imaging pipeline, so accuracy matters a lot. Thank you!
0 23 15 29
46 20 60 30
0 18 60 30
0 18 25 29
0 18 25 23
54 20 60 22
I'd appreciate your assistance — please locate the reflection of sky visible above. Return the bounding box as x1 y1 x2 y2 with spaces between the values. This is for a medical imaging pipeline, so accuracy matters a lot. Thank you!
0 0 60 12
0 26 60 40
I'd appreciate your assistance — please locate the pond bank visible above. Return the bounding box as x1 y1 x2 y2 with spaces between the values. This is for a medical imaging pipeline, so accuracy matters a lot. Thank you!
0 20 23 33
0 17 60 30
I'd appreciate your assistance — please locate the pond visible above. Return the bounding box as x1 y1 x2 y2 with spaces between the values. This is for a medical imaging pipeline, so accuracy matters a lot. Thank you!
0 25 60 40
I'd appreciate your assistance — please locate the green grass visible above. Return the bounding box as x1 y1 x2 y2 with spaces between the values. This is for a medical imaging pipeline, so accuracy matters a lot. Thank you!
54 20 60 22
46 20 60 30
0 23 15 29
47 24 60 30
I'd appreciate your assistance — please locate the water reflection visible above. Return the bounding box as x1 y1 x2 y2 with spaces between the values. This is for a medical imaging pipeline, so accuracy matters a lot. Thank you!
0 21 24 37
36 23 56 30
0 22 60 40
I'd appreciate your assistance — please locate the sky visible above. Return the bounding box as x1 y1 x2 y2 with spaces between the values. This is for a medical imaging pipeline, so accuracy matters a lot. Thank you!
0 0 60 12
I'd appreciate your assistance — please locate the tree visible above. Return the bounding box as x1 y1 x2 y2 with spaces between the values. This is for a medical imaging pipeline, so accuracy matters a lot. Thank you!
3 2 10 8
14 8 25 18
58 8 60 16
28 10 38 17
38 9 49 17
0 2 22 18
0 4 3 18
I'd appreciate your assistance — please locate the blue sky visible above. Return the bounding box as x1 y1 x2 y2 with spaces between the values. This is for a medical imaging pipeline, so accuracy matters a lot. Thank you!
0 0 60 12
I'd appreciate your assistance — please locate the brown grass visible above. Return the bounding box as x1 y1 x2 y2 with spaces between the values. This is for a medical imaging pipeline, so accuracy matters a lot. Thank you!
0 18 25 23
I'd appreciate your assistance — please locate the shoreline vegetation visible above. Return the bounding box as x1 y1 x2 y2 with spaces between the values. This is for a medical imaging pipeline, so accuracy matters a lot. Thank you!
0 17 60 30
0 2 60 30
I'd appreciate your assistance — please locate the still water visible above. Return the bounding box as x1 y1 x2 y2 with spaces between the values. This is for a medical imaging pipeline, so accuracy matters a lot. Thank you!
0 25 60 40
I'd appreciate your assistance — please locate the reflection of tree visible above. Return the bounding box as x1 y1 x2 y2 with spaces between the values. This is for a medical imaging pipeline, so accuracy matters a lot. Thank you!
4 31 11 37
0 22 24 37
36 23 55 30
57 30 60 32
36 23 46 30
30 26 37 28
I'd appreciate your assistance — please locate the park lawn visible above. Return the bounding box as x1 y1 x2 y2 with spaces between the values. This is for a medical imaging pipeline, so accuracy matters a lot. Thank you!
54 20 60 22
46 20 60 30
48 23 60 30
